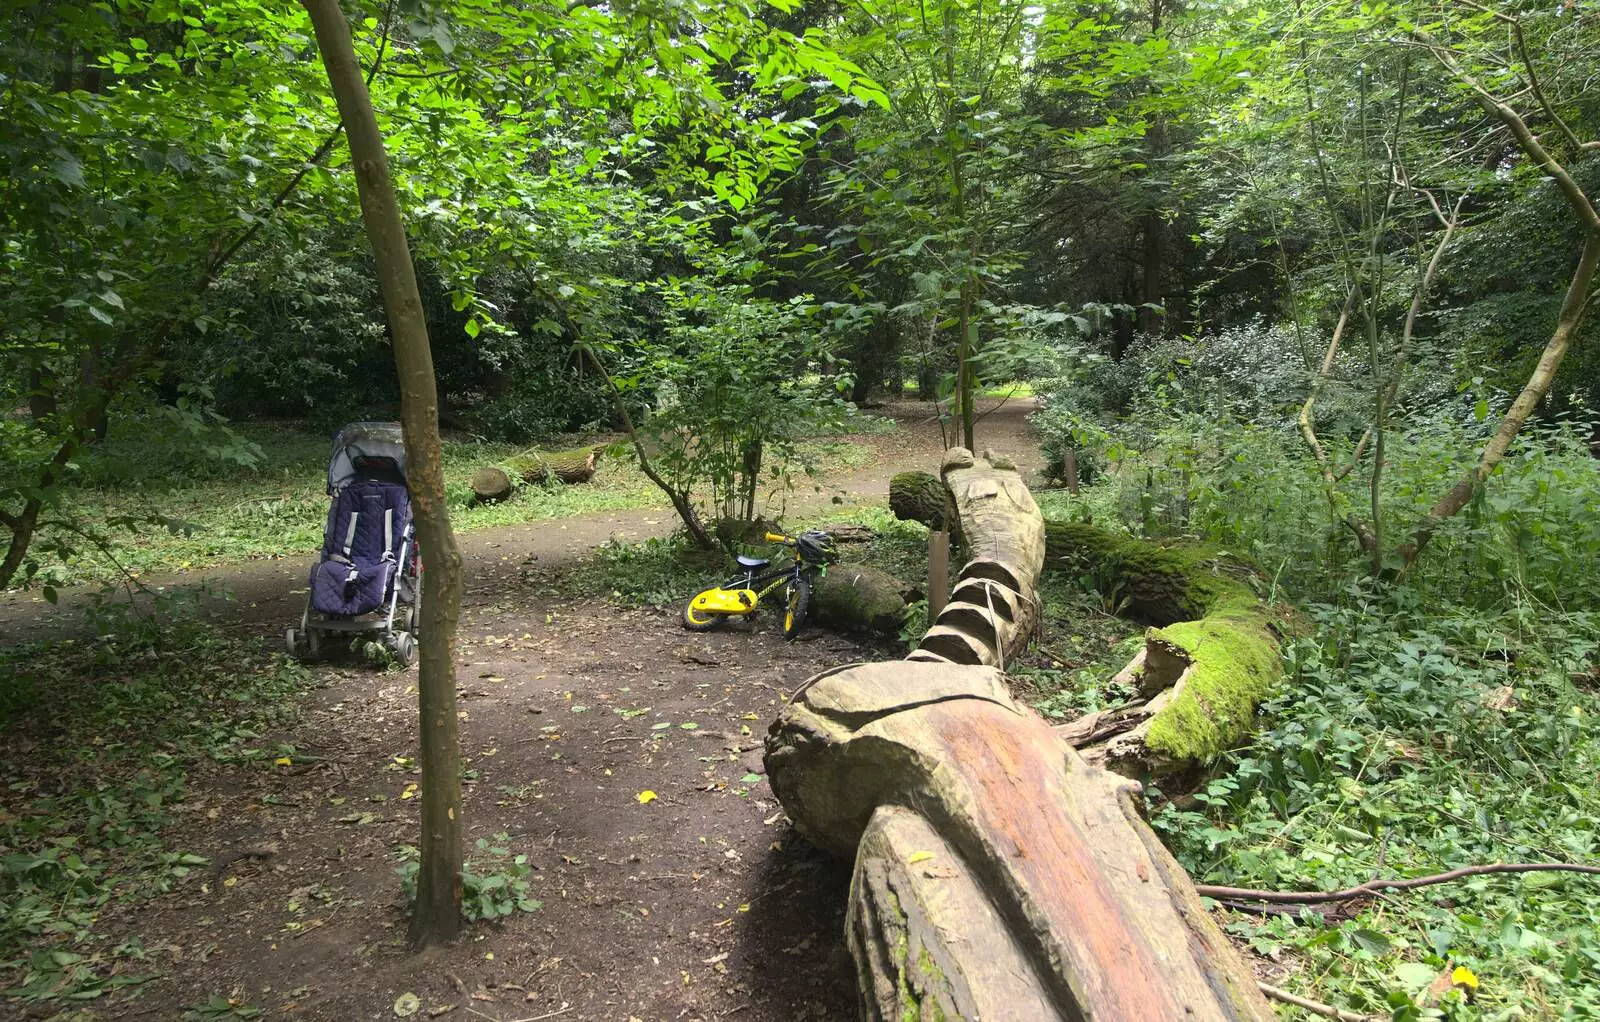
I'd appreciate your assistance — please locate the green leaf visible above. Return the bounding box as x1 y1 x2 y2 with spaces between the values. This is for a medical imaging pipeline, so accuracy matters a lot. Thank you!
1351 928 1392 956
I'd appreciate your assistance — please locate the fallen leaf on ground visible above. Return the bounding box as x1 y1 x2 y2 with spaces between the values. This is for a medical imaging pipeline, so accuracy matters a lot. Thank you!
637 790 658 804
394 992 420 1017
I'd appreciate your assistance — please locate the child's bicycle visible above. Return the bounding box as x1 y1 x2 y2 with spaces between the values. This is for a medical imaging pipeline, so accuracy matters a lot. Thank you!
682 529 836 639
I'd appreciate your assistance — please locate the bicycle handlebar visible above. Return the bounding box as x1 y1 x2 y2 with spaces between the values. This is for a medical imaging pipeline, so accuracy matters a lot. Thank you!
764 532 793 544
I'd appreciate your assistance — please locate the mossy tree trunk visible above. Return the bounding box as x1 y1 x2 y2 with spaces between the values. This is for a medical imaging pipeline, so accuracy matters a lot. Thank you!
810 563 916 636
509 446 602 485
766 450 1275 1022
470 466 514 504
889 470 961 546
1043 520 1287 774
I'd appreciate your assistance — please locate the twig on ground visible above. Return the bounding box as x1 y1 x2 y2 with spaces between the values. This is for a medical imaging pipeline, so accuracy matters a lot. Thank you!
1258 983 1378 1022
1195 862 1600 904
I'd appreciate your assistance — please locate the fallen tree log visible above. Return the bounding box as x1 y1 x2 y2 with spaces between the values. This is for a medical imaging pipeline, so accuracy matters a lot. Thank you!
810 563 918 637
1042 521 1287 774
508 445 602 485
766 449 1274 1022
889 469 960 545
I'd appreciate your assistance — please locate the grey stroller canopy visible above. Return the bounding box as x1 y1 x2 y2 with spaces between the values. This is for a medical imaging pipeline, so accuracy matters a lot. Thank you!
326 421 408 493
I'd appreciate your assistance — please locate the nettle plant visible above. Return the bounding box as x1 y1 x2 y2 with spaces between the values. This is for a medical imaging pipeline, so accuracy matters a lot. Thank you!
396 833 540 921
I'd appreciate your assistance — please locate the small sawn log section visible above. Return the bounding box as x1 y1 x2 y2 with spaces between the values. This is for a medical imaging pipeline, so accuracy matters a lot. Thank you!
765 448 1274 1021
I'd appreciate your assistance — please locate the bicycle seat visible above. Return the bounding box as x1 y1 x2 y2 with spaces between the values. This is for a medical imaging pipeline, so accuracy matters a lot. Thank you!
736 555 770 570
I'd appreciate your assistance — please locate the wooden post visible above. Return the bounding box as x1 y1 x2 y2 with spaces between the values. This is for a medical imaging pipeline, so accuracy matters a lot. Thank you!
928 529 949 619
1063 448 1079 494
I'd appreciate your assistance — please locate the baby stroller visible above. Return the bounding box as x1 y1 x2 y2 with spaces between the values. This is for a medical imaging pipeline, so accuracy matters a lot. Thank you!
286 422 420 667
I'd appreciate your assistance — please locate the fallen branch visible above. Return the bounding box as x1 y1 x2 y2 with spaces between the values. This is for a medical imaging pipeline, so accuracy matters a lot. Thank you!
1196 861 1600 905
1258 983 1378 1022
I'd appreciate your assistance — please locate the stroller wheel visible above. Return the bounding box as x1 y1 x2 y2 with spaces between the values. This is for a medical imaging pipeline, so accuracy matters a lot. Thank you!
285 627 307 660
390 631 417 668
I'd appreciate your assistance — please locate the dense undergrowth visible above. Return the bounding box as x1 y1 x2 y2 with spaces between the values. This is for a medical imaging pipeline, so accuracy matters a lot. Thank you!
1033 385 1600 1018
0 589 312 1003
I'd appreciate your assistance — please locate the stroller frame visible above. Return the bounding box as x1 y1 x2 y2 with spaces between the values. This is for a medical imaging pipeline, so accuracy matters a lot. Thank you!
286 422 421 667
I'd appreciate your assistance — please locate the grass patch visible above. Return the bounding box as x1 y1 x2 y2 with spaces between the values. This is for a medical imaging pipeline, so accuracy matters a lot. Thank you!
0 589 313 1003
22 421 888 590
566 535 732 608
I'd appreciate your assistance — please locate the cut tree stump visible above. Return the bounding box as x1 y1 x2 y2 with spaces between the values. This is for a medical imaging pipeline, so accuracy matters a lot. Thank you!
766 449 1275 1022
508 445 602 485
470 466 514 505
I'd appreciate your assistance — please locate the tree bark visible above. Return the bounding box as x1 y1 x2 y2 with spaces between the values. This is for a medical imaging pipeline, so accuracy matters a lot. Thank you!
767 450 1274 1021
1399 36 1600 572
888 470 959 542
1398 230 1600 568
303 0 464 948
581 345 716 550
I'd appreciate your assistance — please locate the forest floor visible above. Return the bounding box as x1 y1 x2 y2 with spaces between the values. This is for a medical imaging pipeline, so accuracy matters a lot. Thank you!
1 399 1055 1022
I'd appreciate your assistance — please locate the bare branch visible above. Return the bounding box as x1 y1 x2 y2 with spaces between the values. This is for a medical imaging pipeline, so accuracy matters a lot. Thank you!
1457 0 1600 154
1198 861 1600 906
1421 34 1600 231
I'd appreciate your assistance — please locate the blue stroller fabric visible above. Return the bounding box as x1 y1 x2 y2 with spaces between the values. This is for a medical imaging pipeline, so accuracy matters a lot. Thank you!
309 480 411 616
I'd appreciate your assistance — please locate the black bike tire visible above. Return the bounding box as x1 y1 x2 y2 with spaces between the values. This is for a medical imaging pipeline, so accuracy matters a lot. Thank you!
682 596 721 632
782 577 811 640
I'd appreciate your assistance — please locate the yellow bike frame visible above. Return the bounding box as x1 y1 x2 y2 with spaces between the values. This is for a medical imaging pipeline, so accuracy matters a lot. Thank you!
683 532 805 623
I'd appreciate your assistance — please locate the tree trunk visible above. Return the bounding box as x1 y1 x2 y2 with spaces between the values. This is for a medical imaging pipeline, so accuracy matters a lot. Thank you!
766 450 1274 1021
1042 520 1286 773
509 446 602 485
304 0 464 948
582 345 716 550
888 470 960 544
0 499 41 591
810 563 917 636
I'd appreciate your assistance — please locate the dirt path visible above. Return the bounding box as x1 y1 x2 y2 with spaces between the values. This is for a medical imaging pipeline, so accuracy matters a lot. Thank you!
0 398 1041 645
6 399 1043 1022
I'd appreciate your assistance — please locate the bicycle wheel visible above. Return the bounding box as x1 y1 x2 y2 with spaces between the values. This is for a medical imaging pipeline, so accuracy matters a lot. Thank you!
782 577 811 640
682 593 721 632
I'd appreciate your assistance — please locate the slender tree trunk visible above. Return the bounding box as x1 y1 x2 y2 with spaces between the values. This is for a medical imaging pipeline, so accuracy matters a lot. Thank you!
956 282 977 450
582 346 716 549
1399 230 1600 568
1137 0 1166 336
0 499 41 591
303 0 464 948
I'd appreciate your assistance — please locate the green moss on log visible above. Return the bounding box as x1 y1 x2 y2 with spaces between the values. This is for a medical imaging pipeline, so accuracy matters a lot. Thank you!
889 471 958 537
813 564 914 636
1045 520 1287 765
1043 520 1256 625
1142 594 1280 762
508 445 602 485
